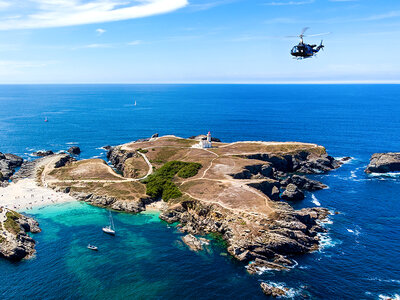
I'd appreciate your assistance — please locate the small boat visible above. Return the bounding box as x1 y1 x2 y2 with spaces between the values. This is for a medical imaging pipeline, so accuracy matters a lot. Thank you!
102 211 116 235
134 100 137 106
44 117 48 122
87 244 98 251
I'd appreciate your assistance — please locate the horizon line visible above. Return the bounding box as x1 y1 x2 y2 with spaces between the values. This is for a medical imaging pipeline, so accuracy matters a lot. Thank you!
0 80 399 85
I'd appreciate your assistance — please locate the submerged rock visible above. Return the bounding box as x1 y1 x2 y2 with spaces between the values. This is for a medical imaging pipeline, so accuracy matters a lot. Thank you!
281 183 304 201
365 152 400 173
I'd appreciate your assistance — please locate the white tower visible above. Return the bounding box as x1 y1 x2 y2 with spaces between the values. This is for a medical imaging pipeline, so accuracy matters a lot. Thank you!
207 131 211 143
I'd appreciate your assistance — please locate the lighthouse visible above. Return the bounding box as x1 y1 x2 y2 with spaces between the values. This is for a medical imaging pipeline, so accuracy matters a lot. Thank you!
199 131 212 148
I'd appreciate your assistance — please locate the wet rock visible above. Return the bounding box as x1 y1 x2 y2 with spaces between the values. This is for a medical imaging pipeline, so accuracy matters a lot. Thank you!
247 258 288 274
33 150 54 157
67 146 81 155
182 234 203 251
260 282 289 298
281 184 304 201
365 152 400 173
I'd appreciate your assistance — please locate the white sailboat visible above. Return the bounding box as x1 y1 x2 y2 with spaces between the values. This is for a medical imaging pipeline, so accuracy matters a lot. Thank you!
102 211 116 235
134 100 137 106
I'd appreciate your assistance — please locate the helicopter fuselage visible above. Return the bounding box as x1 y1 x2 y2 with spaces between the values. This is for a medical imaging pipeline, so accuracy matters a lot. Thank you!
291 42 323 59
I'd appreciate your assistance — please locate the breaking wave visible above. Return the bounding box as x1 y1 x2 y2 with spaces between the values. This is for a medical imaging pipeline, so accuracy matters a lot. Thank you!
311 194 321 206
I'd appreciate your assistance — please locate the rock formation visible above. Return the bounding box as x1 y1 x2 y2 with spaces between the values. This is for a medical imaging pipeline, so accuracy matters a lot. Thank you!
33 150 54 157
0 152 23 185
68 146 81 155
365 152 400 173
260 282 289 297
281 183 305 201
0 209 41 261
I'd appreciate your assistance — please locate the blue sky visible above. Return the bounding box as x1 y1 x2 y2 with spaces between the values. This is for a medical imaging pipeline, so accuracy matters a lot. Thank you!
0 0 399 83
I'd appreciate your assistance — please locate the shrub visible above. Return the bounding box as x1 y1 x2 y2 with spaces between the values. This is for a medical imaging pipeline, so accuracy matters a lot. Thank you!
137 148 148 154
143 161 202 201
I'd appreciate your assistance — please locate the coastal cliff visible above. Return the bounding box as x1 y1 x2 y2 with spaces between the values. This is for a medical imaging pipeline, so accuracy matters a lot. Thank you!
0 208 41 261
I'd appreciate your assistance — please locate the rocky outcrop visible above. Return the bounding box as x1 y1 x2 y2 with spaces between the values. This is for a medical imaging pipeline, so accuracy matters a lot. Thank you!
260 282 289 298
182 234 203 251
160 199 329 270
67 191 152 214
107 147 132 173
68 146 81 155
54 155 76 168
33 150 54 157
281 184 304 201
280 175 327 191
365 153 400 173
247 151 342 175
0 210 41 261
247 180 280 201
0 152 23 181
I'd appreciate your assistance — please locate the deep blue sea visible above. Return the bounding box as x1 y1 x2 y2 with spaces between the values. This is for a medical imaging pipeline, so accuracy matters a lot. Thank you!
0 84 399 299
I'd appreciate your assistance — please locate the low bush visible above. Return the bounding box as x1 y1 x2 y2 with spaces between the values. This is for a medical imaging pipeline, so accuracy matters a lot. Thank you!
143 161 202 201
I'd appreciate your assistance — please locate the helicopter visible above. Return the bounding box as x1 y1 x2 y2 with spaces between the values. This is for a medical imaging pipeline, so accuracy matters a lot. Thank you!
289 27 329 59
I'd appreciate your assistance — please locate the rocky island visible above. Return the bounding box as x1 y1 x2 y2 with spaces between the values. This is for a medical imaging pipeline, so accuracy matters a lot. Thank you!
365 152 400 173
0 134 348 298
35 135 346 273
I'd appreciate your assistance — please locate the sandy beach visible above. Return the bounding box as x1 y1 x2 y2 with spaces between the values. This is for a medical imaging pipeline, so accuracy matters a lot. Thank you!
0 179 75 211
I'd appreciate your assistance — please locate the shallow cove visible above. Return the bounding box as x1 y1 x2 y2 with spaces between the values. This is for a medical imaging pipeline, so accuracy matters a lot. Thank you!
0 202 265 299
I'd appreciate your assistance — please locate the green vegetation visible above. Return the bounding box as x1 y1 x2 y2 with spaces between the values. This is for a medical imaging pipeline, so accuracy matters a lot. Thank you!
137 148 148 154
0 171 3 181
142 161 202 201
4 211 22 235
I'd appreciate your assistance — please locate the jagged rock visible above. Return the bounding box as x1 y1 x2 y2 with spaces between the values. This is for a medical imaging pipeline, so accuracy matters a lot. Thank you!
247 151 342 174
182 234 203 251
247 180 280 201
151 133 159 138
0 152 23 181
54 155 76 168
247 258 288 274
33 150 54 157
67 146 81 155
365 153 400 173
260 282 289 298
0 210 41 261
281 184 304 201
280 175 327 191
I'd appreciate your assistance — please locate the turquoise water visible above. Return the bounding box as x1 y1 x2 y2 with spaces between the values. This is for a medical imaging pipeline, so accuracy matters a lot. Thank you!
0 84 400 299
0 202 264 299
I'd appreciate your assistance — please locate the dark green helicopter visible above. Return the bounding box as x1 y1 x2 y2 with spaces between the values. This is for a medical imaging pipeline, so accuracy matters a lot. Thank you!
289 27 330 59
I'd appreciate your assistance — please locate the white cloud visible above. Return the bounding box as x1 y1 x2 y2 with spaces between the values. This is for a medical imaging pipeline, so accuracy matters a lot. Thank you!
96 28 106 35
0 0 188 30
127 40 142 45
265 0 314 5
78 43 114 49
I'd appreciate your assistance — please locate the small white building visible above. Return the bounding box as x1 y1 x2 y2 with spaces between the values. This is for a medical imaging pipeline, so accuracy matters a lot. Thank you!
199 131 212 148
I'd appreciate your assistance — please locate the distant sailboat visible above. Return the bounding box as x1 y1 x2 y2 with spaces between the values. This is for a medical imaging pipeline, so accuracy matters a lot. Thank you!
44 117 48 122
102 211 116 235
134 100 137 106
